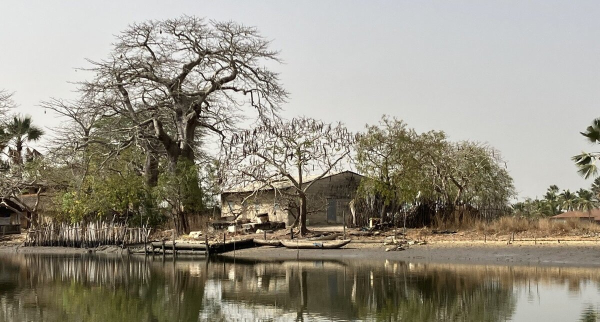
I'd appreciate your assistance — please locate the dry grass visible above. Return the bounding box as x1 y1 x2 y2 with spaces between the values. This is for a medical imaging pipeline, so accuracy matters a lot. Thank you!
474 217 600 237
427 214 600 238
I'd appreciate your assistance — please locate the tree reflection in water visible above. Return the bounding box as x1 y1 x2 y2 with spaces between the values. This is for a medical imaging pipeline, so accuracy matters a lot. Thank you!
3 254 600 321
581 305 600 322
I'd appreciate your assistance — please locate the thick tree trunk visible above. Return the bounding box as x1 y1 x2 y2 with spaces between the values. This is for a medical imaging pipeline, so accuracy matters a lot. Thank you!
165 150 197 236
176 211 190 235
154 110 201 236
143 139 161 187
144 158 159 187
298 194 309 236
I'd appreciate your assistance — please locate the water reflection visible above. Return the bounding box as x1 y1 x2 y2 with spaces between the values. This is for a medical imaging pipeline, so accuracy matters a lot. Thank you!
1 254 600 321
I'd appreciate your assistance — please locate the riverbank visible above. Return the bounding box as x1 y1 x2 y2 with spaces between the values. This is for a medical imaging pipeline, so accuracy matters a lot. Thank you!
0 244 128 254
218 239 600 267
5 228 600 267
4 238 600 268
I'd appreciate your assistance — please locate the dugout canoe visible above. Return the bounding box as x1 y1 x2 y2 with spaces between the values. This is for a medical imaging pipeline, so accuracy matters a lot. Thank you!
308 233 340 241
253 239 283 247
280 239 351 249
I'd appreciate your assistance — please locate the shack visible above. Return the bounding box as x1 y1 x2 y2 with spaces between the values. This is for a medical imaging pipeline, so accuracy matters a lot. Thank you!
221 171 363 226
0 198 23 234
550 209 600 223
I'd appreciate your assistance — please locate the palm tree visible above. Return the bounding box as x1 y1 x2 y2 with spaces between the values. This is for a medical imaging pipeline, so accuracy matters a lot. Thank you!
531 198 552 217
3 115 43 165
591 177 600 198
544 185 561 215
574 118 600 178
558 189 577 212
576 189 598 222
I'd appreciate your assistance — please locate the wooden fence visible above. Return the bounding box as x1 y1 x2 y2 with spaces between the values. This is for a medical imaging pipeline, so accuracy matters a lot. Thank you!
25 222 151 247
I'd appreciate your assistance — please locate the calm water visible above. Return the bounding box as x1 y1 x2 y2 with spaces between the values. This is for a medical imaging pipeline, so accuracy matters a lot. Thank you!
0 254 600 321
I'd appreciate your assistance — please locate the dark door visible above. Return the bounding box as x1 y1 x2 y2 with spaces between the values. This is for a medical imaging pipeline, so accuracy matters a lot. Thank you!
327 199 337 223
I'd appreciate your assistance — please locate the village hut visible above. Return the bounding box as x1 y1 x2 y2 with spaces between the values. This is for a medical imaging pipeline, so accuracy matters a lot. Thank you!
221 171 363 227
550 209 600 224
0 198 24 234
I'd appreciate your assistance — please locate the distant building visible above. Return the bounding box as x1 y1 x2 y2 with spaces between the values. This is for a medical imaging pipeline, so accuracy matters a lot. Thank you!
0 194 55 232
550 209 600 223
0 198 24 234
221 171 363 226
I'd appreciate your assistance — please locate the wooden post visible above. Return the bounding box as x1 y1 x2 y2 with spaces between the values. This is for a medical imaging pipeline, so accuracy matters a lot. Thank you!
403 212 407 240
343 210 346 240
144 226 148 255
162 240 166 255
172 230 176 256
205 229 210 256
290 227 294 240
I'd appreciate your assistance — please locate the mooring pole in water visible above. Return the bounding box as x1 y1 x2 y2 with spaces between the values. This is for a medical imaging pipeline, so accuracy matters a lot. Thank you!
143 227 147 256
290 227 294 240
263 230 267 240
172 230 176 256
161 240 165 256
343 210 346 240
205 223 210 256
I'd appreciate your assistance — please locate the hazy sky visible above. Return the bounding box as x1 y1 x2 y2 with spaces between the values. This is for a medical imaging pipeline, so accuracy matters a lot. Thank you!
1 1 599 200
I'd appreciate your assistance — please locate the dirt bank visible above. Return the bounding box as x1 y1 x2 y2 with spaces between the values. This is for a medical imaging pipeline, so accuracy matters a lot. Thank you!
218 240 600 267
5 228 600 267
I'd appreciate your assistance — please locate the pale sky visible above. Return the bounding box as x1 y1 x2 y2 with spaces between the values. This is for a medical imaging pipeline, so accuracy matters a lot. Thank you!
1 1 599 200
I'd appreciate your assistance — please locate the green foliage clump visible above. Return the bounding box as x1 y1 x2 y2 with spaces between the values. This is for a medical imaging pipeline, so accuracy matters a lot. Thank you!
355 116 515 218
57 171 163 226
156 159 205 215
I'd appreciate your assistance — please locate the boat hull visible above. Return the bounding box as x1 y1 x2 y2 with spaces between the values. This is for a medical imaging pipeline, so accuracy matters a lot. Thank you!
253 239 283 247
280 239 351 249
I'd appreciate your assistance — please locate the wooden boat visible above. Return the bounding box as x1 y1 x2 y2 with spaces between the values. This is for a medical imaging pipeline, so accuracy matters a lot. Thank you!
253 239 282 247
308 233 340 241
280 239 351 249
150 238 256 254
211 238 256 253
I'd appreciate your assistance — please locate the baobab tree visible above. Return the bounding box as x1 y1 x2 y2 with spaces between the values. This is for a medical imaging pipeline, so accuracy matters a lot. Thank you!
82 16 286 172
45 16 287 234
223 117 354 235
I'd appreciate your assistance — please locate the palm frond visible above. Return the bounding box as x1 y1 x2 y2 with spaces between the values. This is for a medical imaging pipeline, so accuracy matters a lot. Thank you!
577 163 598 179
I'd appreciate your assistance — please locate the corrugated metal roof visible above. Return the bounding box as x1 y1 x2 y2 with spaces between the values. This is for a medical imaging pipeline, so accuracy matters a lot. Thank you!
551 209 600 220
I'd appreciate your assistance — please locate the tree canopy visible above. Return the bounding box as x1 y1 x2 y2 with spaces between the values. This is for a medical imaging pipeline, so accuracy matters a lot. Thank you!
355 116 515 225
223 117 353 235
